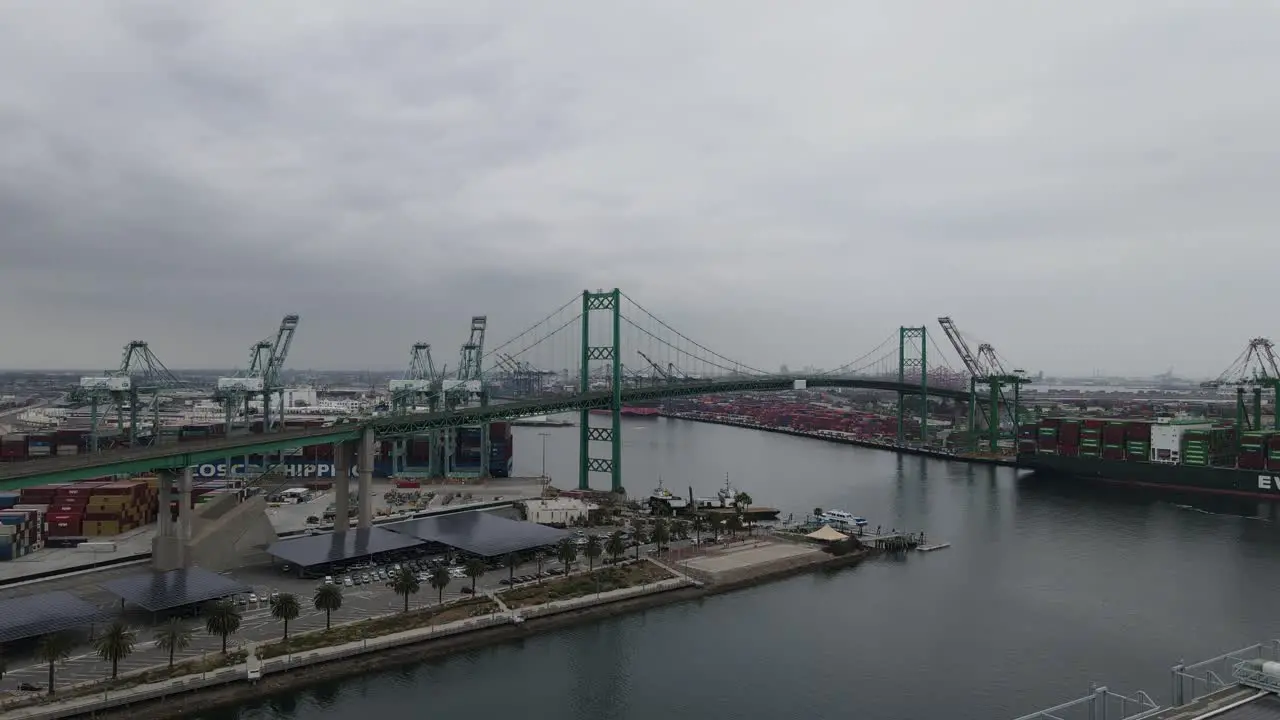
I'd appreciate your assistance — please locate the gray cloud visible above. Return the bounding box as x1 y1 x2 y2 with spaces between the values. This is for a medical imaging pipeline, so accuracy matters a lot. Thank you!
0 1 1277 377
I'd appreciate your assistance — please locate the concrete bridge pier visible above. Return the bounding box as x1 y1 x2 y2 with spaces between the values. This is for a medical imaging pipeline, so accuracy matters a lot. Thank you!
151 467 193 570
333 441 350 531
357 427 374 529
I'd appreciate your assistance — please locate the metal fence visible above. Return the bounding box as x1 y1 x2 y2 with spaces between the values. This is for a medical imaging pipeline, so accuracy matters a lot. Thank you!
1170 640 1280 706
1010 686 1161 720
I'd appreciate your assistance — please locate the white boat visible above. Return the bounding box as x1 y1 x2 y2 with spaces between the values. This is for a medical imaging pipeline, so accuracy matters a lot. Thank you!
696 474 742 509
818 510 867 527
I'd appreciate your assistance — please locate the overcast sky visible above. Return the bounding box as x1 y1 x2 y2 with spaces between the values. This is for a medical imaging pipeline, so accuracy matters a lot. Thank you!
1 1 1277 377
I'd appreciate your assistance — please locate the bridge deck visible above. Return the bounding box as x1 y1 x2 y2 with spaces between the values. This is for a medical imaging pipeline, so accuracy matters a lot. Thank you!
0 377 971 488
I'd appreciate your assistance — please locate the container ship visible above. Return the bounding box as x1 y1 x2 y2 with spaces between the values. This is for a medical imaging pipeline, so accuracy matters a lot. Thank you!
1016 416 1280 499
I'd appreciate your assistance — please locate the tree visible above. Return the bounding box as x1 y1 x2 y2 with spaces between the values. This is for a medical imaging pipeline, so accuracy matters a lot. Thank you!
429 565 451 605
153 619 192 668
735 492 754 534
36 633 74 694
672 519 689 541
270 593 301 641
93 620 136 679
390 570 421 612
204 599 242 654
556 537 577 574
726 514 743 539
605 531 626 564
652 519 670 551
691 515 706 545
632 528 648 560
584 534 602 571
505 553 518 586
464 558 486 594
534 551 546 583
313 584 344 630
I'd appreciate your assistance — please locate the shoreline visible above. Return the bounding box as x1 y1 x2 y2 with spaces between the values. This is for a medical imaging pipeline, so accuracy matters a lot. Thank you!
76 548 872 720
657 411 1019 467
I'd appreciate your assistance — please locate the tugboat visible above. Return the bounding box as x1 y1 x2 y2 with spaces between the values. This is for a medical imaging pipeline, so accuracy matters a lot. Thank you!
647 476 689 515
695 474 781 522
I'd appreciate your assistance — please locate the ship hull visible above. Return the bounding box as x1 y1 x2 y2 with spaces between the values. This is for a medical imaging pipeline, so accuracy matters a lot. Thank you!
1018 453 1280 501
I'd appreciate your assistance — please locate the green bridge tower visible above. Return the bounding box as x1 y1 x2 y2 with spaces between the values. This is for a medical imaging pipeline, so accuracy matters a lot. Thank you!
579 289 623 493
897 326 928 444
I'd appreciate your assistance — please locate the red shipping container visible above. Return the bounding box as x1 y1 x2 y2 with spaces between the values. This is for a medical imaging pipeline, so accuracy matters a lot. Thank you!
1039 418 1062 427
1126 422 1152 439
1083 419 1105 429
1267 436 1280 449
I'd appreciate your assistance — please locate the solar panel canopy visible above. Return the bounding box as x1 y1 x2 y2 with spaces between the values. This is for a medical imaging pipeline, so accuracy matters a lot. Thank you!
101 567 252 612
266 527 427 568
384 511 569 557
0 591 107 643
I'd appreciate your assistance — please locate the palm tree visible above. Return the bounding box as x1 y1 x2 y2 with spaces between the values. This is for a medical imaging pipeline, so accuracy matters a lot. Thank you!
605 531 626 564
36 632 73 695
270 593 301 641
652 519 670 551
735 492 754 533
632 528 648 560
534 551 546 583
556 537 577 574
93 620 136 679
152 619 192 668
464 558 485 594
584 534 602 571
390 570 421 612
504 553 518 586
313 584 344 630
204 599 242 654
726 514 743 539
429 565 451 604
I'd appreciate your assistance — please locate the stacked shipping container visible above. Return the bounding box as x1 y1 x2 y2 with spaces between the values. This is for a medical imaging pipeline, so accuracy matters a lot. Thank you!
1029 416 1250 470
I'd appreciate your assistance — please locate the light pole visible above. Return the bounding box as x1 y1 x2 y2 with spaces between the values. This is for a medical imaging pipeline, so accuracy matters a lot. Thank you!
538 432 550 484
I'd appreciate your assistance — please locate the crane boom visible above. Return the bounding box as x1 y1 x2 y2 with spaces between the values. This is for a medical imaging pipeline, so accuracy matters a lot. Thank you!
938 317 983 377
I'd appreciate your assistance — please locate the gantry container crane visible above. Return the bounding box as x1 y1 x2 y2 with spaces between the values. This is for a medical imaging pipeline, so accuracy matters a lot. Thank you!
1202 337 1280 437
215 315 299 434
79 341 185 451
937 317 1029 452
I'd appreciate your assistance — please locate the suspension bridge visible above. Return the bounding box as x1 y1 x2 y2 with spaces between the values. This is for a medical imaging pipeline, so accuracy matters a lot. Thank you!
0 289 1020 492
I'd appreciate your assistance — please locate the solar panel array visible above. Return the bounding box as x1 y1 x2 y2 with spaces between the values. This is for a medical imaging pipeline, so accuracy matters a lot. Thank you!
100 567 253 612
0 591 108 643
384 511 569 558
265 527 427 568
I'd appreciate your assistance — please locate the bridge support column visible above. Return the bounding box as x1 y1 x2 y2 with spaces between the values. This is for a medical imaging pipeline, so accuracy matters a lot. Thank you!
151 468 191 571
357 427 374 529
579 288 623 493
897 326 928 445
334 441 350 531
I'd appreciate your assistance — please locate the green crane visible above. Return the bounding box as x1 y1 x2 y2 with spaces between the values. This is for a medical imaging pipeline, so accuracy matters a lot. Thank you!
1201 338 1280 445
937 317 1029 453
80 341 185 451
389 342 442 476
215 315 300 434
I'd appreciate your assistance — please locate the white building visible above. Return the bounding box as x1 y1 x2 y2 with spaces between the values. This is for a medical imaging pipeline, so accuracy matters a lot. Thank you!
525 498 598 525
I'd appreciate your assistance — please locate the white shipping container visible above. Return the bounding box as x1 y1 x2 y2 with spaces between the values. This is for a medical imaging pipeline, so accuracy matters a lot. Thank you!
0 525 17 536
27 447 50 456
56 445 78 455
1150 422 1215 464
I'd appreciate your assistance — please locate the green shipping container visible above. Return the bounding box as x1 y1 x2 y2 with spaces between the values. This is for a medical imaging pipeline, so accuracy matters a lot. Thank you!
1104 443 1124 450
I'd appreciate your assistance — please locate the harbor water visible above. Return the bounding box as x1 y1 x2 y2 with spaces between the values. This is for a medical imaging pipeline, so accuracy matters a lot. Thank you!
199 415 1280 720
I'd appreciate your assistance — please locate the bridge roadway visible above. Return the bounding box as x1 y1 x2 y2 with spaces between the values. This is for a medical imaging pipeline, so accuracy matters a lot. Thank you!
0 376 971 488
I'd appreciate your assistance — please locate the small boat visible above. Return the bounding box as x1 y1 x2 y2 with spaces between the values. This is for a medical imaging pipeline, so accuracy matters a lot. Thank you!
648 476 688 512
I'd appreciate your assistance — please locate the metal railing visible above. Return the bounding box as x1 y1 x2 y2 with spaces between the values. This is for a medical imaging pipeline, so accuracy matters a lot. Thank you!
1170 640 1280 706
1010 686 1161 720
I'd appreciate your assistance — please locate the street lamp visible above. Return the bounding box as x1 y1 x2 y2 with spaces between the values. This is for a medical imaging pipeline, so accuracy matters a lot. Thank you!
538 432 550 483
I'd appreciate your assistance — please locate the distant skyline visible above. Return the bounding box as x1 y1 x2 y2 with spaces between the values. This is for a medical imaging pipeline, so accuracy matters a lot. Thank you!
2 3 1277 377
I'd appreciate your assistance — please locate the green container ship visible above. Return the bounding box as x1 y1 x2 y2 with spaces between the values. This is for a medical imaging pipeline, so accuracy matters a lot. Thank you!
1017 417 1280 500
